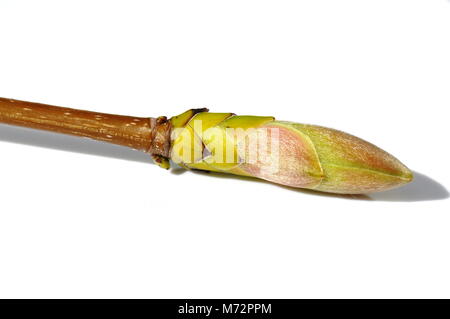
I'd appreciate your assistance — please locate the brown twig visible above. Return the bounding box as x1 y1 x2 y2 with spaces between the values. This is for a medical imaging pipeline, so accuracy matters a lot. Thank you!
0 97 171 157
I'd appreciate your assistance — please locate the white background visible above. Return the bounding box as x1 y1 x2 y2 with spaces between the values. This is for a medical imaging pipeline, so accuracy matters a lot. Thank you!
0 0 449 298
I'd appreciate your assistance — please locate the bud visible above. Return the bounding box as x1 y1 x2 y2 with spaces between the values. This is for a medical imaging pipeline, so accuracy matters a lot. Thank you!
238 121 413 194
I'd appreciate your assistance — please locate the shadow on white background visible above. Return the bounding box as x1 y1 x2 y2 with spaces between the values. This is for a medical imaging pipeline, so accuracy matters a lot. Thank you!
1 124 448 203
369 171 448 202
0 123 153 164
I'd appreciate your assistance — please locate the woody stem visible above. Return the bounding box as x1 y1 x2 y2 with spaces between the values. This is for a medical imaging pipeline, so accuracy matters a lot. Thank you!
0 97 171 157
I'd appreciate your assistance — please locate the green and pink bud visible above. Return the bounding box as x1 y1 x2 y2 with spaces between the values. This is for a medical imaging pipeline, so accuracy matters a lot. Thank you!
170 110 413 194
237 121 413 194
